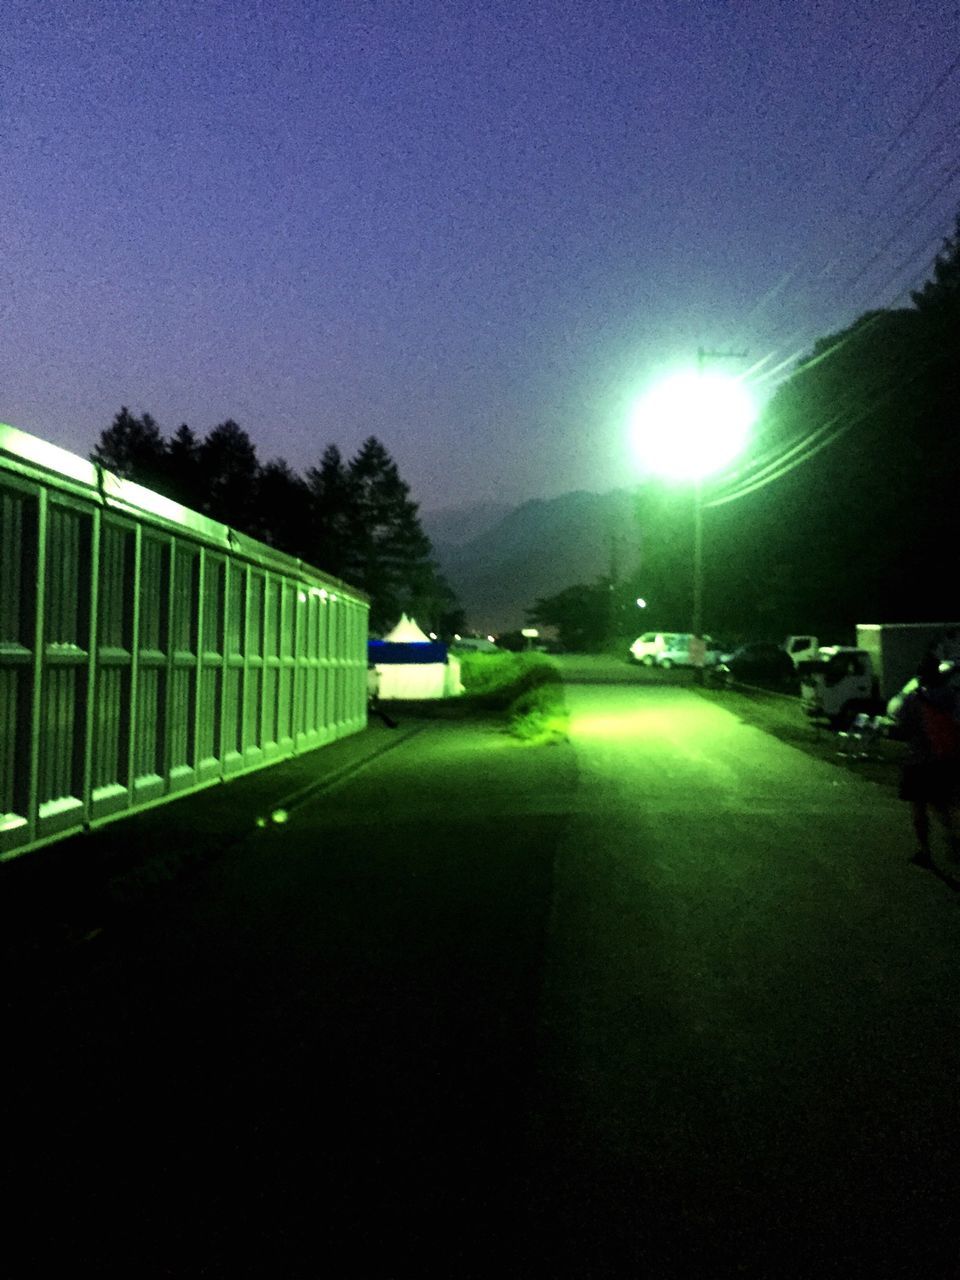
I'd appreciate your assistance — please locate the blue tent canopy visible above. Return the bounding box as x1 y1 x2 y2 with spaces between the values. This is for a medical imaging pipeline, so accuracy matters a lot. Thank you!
368 639 449 665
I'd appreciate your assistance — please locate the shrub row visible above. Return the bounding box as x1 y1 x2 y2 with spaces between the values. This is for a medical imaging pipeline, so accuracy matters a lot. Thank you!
458 652 569 743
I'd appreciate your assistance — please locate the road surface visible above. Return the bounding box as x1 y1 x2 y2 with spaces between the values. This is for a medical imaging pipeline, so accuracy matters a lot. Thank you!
4 659 958 1277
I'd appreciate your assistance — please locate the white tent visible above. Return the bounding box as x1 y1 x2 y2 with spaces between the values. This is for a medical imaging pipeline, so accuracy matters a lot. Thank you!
384 614 432 644
373 614 463 700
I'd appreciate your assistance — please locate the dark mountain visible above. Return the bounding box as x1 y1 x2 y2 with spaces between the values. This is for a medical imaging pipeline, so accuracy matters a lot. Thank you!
433 489 641 633
420 500 514 549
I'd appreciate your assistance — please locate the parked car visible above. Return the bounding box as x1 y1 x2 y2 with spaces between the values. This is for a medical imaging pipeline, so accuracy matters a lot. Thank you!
716 642 796 687
629 631 682 666
450 635 499 653
656 634 724 669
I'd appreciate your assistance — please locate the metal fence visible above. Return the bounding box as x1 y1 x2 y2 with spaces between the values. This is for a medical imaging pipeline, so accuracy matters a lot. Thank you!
0 423 369 860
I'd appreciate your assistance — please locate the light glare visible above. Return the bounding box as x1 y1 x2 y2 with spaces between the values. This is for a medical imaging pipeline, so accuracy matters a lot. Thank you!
631 372 755 480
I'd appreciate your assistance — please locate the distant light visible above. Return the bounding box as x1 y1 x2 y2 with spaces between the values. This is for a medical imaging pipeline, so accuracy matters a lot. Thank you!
487 635 496 643
453 633 461 641
429 632 437 640
271 808 289 825
636 598 647 608
521 628 539 638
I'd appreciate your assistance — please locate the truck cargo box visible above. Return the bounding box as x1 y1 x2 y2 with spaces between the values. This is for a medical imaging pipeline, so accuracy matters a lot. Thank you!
856 623 960 702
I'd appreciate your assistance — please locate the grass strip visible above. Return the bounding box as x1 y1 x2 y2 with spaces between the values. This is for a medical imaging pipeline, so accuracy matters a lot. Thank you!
458 651 569 744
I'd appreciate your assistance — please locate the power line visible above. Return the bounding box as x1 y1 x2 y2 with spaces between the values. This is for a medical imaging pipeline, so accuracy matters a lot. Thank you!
732 51 960 379
862 48 960 185
706 205 959 510
667 38 960 509
839 160 960 296
704 237 951 510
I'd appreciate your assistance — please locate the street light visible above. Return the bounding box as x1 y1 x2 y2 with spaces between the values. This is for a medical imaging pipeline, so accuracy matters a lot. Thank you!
629 371 754 481
629 369 755 676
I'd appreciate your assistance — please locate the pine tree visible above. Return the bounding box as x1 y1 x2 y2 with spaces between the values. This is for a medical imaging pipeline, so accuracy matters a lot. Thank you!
345 437 433 633
305 445 356 580
198 420 261 531
91 407 168 490
911 212 960 317
165 424 203 509
257 457 311 557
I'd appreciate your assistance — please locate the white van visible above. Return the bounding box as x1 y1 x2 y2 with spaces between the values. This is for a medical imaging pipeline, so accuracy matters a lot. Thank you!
629 632 682 665
656 634 722 668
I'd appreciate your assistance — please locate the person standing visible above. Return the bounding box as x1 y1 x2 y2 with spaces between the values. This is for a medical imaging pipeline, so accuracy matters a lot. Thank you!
887 652 960 867
367 661 398 729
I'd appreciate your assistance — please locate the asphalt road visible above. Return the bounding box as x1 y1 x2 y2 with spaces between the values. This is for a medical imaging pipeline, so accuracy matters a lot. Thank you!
5 659 959 1278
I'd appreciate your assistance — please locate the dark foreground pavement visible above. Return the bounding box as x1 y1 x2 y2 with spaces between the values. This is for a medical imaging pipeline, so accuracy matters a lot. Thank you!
4 669 960 1278
4 712 573 1279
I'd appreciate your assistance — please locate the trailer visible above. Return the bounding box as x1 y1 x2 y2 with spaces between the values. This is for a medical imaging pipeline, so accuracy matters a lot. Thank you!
800 622 960 728
855 623 960 703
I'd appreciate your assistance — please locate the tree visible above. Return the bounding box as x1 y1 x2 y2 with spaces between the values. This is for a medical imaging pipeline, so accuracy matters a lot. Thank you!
257 457 311 558
402 562 466 638
165 424 204 509
527 579 614 652
305 438 461 630
197 420 261 531
342 437 435 632
305 445 356 580
90 411 462 630
911 212 960 317
92 407 168 491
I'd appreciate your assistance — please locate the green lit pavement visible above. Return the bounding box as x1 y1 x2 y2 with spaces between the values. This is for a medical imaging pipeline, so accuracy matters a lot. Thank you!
531 679 960 1276
4 672 959 1277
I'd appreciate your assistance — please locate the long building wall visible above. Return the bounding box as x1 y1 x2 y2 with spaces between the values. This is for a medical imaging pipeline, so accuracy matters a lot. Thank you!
0 424 369 861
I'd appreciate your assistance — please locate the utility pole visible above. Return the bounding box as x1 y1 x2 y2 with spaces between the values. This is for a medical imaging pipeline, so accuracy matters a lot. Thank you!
692 347 748 681
607 531 625 650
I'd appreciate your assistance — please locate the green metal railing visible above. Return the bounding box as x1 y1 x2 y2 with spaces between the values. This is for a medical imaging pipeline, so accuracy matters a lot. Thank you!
0 423 369 860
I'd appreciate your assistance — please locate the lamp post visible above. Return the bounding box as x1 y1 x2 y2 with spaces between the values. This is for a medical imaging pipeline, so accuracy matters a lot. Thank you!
629 368 754 678
691 472 704 668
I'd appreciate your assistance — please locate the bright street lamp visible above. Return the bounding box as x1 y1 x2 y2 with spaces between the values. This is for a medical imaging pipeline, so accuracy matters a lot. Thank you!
628 370 754 481
629 368 755 676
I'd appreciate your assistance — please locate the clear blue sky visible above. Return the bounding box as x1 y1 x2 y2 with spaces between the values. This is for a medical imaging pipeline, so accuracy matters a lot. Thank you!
3 0 958 510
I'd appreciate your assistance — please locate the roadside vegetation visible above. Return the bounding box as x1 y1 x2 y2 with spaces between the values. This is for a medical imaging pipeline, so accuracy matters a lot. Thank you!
458 651 568 744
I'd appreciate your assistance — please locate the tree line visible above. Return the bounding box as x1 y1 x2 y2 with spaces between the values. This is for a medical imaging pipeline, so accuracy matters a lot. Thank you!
529 215 960 651
91 411 463 636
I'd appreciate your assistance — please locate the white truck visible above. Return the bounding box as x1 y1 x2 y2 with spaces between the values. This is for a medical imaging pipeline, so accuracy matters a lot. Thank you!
800 622 960 728
783 634 819 667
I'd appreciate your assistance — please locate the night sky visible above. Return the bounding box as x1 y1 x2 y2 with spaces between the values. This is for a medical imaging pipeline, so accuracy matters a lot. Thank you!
4 1 959 512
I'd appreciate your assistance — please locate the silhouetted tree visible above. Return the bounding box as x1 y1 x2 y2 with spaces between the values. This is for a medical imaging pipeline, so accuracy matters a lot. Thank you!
257 457 311 557
304 444 355 579
165 424 204 508
341 437 435 632
91 412 460 628
198 420 261 530
92 407 168 492
403 562 466 638
912 213 960 318
527 579 613 651
699 284 957 637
